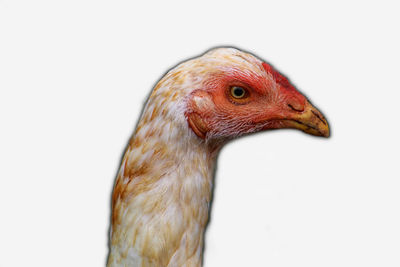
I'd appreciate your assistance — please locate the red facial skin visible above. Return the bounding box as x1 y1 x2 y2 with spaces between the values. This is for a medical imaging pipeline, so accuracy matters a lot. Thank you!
261 62 306 112
186 62 328 140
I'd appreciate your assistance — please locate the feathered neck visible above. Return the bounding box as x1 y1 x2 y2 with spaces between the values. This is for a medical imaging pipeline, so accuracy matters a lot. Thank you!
108 85 220 266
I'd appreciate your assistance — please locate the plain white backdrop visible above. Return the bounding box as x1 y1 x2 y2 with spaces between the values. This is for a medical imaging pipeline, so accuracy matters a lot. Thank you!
1 0 399 266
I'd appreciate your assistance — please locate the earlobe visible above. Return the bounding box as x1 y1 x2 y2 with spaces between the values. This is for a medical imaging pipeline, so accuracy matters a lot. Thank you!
187 112 208 139
186 90 214 139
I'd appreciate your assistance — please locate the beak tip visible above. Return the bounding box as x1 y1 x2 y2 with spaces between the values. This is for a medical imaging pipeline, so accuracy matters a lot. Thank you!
306 101 330 138
322 130 330 138
320 124 330 138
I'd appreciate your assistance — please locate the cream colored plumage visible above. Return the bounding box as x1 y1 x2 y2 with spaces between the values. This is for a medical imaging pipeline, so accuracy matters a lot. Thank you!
107 48 329 267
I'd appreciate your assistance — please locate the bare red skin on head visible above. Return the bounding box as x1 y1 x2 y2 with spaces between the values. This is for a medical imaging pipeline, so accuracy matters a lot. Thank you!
186 63 310 139
204 68 272 122
262 62 306 111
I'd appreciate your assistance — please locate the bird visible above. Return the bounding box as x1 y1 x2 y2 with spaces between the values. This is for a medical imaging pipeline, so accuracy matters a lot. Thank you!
107 47 329 267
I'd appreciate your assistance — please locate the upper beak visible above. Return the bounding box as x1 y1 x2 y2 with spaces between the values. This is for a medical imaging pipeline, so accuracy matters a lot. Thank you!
287 101 330 137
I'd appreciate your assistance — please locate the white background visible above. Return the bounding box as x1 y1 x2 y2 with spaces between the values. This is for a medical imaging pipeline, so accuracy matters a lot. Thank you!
1 1 399 266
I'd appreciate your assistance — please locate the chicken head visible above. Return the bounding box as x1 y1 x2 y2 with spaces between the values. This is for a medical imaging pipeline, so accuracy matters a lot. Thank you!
185 49 329 140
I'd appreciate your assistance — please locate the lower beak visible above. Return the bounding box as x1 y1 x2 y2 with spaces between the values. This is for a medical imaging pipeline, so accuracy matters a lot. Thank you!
286 101 330 137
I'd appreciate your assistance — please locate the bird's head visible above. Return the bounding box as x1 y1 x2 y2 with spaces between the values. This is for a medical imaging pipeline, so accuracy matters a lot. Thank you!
182 48 329 141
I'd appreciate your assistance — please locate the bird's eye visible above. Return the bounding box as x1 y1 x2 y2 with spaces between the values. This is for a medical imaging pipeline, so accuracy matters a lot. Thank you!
230 86 246 99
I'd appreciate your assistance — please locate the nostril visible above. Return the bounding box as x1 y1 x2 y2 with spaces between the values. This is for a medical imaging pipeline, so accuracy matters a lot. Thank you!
288 103 304 112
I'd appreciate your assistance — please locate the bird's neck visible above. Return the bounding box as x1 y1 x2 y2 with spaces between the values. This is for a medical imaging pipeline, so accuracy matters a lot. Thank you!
108 112 220 267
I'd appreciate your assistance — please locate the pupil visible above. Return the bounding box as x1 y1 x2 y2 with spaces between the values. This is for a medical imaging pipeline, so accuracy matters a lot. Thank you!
234 87 244 96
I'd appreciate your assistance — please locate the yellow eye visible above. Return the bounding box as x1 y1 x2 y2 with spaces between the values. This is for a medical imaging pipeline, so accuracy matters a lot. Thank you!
230 86 246 99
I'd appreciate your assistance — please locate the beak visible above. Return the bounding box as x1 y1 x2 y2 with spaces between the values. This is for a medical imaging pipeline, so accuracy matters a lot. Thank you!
286 101 330 137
